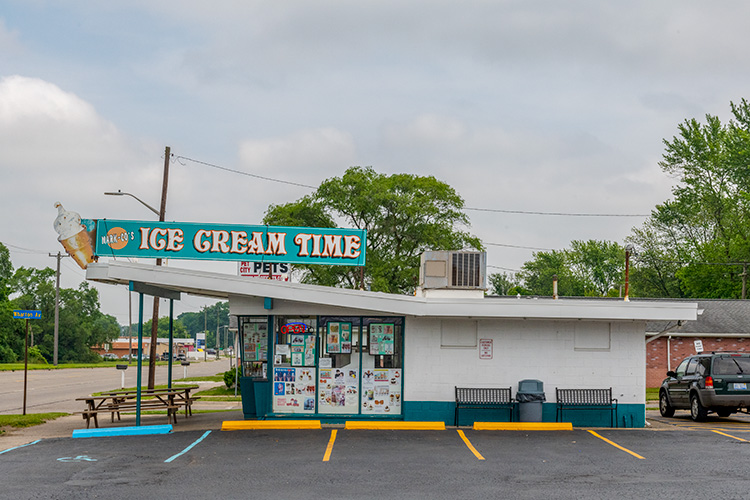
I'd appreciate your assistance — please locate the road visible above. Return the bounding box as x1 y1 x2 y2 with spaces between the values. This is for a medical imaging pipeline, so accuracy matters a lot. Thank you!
0 358 232 414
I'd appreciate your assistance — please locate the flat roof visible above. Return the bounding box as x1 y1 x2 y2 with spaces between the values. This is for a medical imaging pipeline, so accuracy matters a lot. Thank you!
86 261 698 322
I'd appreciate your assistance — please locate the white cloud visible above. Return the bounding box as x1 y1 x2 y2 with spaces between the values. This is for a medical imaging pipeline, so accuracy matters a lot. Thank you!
238 128 357 182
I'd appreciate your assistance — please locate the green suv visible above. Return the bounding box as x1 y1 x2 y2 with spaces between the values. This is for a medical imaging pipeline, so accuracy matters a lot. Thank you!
659 352 750 422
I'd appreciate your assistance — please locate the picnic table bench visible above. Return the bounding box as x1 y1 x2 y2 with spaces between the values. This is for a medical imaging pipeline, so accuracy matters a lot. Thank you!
455 387 514 426
77 385 200 428
555 388 618 427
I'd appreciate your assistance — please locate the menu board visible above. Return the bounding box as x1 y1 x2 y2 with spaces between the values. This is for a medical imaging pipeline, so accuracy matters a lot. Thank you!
326 322 352 354
369 323 395 355
361 368 401 414
318 366 359 414
272 367 316 413
290 333 316 367
243 321 268 361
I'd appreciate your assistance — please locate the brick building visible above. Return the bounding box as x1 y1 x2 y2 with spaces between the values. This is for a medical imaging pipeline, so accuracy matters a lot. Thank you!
646 300 750 387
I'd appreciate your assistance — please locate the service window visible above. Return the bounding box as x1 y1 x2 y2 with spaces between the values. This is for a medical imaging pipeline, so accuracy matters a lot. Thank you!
272 316 317 414
240 317 269 379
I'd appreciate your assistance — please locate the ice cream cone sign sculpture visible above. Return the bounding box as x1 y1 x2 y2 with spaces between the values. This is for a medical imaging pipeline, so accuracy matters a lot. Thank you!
54 202 96 269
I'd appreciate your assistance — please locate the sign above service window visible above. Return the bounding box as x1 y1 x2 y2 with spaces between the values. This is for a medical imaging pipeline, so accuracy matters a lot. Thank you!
92 219 366 266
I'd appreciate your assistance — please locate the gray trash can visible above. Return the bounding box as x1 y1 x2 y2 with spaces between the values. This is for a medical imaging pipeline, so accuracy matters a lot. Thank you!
517 379 545 422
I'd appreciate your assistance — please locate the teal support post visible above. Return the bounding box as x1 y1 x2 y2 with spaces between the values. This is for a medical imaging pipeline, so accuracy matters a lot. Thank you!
167 299 174 390
136 292 144 426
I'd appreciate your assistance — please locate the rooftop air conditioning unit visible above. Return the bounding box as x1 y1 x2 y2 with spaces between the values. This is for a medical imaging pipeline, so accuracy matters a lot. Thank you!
419 251 486 290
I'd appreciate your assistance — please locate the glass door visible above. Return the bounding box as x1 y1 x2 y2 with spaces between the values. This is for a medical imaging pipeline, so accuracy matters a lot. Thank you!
318 319 360 414
361 320 402 415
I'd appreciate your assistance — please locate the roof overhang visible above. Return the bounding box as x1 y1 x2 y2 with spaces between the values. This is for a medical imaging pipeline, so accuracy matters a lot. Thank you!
86 261 698 322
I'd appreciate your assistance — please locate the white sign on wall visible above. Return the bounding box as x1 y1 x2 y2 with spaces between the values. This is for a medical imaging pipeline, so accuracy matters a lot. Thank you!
694 340 704 353
479 339 493 359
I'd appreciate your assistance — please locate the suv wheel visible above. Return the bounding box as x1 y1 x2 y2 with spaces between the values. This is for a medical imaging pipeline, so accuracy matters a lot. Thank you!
690 393 708 422
659 391 675 418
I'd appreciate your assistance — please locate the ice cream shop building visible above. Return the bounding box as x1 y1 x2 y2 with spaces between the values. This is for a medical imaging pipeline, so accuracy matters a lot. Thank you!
87 251 697 428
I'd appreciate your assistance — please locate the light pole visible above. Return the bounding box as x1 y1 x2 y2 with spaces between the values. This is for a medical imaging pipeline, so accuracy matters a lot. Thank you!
104 190 159 216
104 144 171 391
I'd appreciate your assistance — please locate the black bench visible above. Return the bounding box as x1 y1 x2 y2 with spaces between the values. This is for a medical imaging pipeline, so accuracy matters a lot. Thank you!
455 387 514 426
555 388 618 427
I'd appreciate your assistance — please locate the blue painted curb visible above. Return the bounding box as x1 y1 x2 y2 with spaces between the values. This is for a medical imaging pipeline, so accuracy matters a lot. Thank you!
72 425 173 438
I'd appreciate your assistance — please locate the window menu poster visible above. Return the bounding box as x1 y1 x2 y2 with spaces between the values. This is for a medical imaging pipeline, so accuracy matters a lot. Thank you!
361 368 401 414
369 323 394 355
272 367 316 413
326 322 352 354
290 333 316 367
244 321 268 361
318 366 358 413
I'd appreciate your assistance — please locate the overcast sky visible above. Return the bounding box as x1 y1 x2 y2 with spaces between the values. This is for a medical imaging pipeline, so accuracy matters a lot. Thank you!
2 1 749 326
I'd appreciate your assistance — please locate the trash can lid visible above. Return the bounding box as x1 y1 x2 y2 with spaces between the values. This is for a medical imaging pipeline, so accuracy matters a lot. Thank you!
518 379 544 394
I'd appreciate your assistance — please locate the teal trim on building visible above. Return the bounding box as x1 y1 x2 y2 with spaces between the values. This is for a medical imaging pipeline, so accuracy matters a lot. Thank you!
403 401 645 428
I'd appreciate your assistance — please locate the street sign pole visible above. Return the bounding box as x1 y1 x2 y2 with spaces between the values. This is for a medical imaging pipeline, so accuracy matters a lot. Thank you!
23 318 29 415
14 310 42 416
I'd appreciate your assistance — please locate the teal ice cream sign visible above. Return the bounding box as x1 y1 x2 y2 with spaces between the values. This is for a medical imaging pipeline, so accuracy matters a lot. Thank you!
94 219 366 266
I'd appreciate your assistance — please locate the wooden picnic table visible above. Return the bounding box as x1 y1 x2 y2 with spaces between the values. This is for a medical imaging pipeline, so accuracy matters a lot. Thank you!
76 385 201 428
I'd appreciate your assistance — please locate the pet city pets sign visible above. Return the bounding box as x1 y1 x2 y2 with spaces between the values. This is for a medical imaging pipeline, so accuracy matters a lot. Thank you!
94 219 366 266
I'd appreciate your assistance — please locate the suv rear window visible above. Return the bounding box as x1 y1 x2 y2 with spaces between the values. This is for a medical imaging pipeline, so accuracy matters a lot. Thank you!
713 357 750 375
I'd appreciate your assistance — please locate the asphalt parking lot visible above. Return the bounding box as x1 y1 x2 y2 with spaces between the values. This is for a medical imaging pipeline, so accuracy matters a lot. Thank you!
4 411 750 500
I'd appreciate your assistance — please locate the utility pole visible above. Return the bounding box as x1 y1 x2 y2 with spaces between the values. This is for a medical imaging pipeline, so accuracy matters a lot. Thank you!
742 263 747 300
147 146 170 389
48 252 68 366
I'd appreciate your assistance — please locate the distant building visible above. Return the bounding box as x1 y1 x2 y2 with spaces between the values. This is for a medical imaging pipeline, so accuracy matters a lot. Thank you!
646 299 750 387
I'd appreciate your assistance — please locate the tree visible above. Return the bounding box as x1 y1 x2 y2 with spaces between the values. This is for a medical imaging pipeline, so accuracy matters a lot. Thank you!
517 240 625 297
8 266 120 363
487 272 523 296
177 301 229 348
0 243 21 362
263 166 482 294
628 99 750 298
142 316 189 338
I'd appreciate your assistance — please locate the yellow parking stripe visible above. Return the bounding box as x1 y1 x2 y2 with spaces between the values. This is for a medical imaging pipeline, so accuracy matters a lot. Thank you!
457 430 485 460
323 429 337 462
712 430 748 442
587 430 645 460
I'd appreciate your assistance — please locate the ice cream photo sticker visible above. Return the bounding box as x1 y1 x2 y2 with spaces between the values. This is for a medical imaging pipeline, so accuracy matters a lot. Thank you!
54 202 96 269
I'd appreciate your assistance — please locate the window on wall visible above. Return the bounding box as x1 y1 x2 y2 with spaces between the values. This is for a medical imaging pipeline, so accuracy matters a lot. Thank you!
240 317 268 379
440 319 478 348
574 322 611 351
274 316 317 367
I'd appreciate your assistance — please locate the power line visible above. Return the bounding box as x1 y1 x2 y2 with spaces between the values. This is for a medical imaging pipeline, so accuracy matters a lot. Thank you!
174 155 317 189
483 241 555 252
173 154 653 219
2 241 52 255
465 207 650 217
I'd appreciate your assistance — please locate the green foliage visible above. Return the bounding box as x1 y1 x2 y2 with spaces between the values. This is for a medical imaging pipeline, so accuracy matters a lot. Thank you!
223 369 239 389
488 272 523 296
517 240 625 297
263 166 482 294
0 254 121 363
177 302 230 348
142 316 189 338
26 345 48 364
628 99 750 298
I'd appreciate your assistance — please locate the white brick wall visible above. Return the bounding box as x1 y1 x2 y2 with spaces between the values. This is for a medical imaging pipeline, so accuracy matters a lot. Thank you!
404 317 645 404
